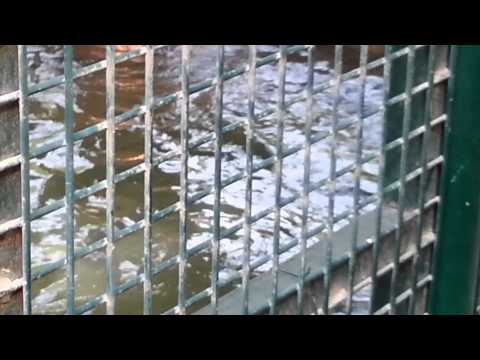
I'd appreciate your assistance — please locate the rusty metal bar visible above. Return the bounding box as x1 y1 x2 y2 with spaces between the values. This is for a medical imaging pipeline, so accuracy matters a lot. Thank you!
18 45 31 315
346 45 369 315
105 45 116 315
241 45 257 315
297 45 315 314
143 45 155 315
408 45 437 314
64 45 76 315
270 45 287 315
324 45 343 314
0 48 449 238
390 45 416 315
5 45 453 316
211 45 225 313
178 45 191 315
369 45 392 315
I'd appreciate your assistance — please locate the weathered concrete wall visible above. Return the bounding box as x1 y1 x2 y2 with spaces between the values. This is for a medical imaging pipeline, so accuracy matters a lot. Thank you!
195 46 448 316
196 203 438 315
0 45 22 315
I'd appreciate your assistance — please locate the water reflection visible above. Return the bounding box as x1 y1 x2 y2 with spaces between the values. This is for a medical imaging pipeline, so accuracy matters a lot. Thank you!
27 45 384 314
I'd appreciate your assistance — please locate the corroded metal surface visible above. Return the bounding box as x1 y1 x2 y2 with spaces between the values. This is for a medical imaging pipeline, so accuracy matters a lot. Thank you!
0 45 22 315
196 204 437 315
0 45 452 315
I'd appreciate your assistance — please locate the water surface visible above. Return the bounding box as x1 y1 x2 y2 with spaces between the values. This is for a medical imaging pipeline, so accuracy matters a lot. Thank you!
27 45 384 314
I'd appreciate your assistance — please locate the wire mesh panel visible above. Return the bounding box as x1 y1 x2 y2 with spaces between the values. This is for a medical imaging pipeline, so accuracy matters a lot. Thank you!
0 45 453 315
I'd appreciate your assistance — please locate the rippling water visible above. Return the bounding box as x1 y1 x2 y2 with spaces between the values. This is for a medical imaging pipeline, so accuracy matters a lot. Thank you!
27 45 384 314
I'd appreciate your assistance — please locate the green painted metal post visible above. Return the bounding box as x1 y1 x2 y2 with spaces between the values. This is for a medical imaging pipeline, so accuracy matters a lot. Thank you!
429 46 480 315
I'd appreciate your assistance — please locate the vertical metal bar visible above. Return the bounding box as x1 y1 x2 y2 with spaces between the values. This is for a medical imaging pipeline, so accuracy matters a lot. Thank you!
429 46 480 315
297 45 315 314
369 45 392 315
211 45 224 314
105 45 116 315
18 45 31 315
64 45 76 314
324 45 343 315
143 45 154 314
270 45 287 315
390 45 416 315
178 45 191 315
346 45 369 315
241 45 256 315
408 45 436 315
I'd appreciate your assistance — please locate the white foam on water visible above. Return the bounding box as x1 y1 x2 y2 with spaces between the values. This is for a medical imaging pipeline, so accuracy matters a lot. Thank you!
118 261 140 282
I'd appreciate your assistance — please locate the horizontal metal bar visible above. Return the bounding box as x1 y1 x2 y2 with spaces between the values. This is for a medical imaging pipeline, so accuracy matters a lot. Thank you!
72 166 442 315
387 66 451 107
26 121 445 278
0 60 450 181
374 275 432 315
0 217 22 237
2 44 448 315
26 45 440 166
0 89 19 107
253 199 439 316
29 104 145 160
323 252 434 314
30 44 301 99
0 154 21 173
193 192 437 311
75 294 105 315
354 198 440 297
79 191 380 315
178 187 440 313
383 156 444 194
28 80 447 222
21 45 448 304
10 119 446 280
31 180 107 220
253 50 445 130
12 50 445 226
28 45 167 96
364 45 425 72
35 142 371 280
27 106 446 232
153 45 309 109
0 46 444 184
26 115 333 221
354 61 449 108
168 196 380 314
28 46 308 161
195 193 439 315
385 114 446 151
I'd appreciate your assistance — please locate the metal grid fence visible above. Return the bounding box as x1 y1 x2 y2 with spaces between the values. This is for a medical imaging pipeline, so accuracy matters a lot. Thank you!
0 45 455 315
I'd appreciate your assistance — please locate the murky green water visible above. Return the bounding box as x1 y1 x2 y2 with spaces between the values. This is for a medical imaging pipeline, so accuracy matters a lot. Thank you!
27 45 385 314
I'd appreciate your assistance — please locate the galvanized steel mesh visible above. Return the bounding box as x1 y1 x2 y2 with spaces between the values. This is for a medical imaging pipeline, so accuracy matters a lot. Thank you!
0 45 452 315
